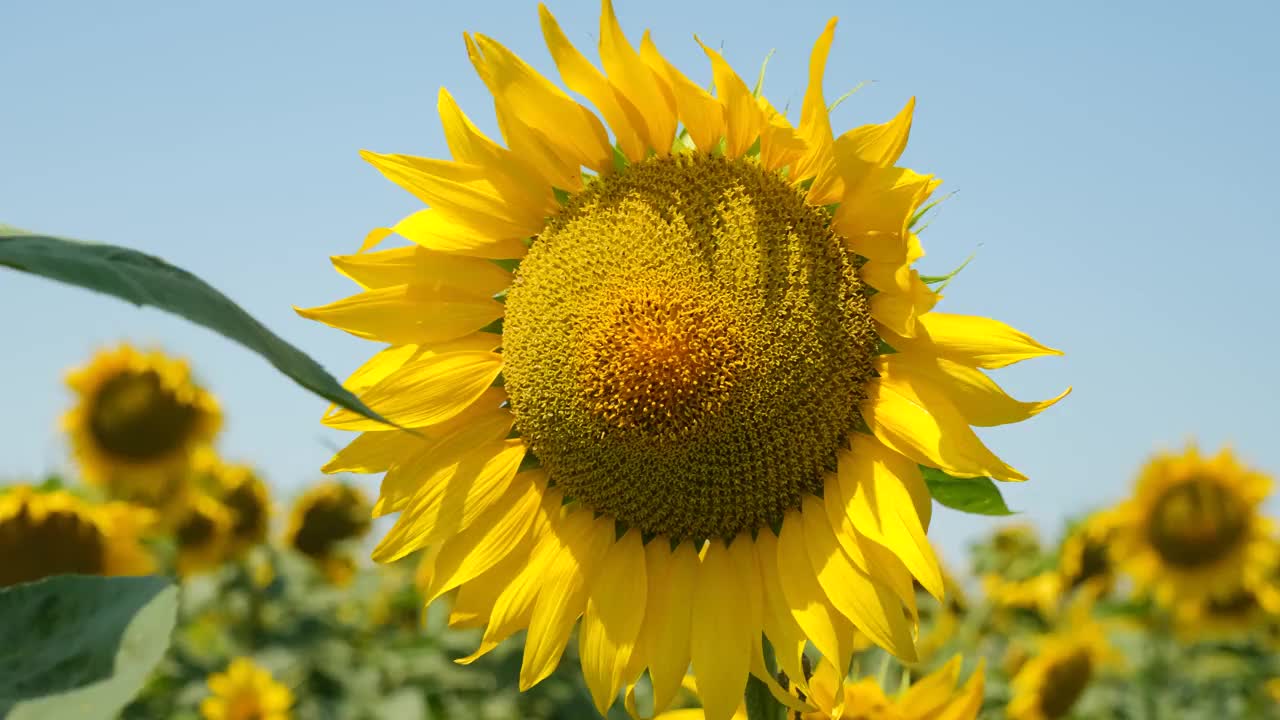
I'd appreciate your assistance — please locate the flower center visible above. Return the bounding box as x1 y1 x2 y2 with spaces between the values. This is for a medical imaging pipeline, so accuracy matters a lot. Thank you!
1037 649 1093 719
223 476 268 547
0 502 106 587
503 154 878 541
1206 589 1259 619
88 370 200 461
176 506 219 550
1146 479 1249 568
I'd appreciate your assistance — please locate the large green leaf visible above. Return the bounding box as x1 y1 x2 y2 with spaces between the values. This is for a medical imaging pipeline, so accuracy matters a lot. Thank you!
0 226 386 425
0 575 178 719
920 466 1015 516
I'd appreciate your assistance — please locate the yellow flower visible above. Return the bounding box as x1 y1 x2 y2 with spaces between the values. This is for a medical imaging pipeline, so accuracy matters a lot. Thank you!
299 3 1065 717
200 657 293 720
1007 619 1114 720
192 449 273 557
174 493 235 577
1172 545 1280 641
1110 444 1274 612
982 572 1062 618
0 486 154 587
1057 511 1117 595
284 482 371 585
63 344 221 517
660 654 984 720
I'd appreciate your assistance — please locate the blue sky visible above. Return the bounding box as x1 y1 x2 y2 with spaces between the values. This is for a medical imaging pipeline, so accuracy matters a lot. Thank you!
3 0 1278 565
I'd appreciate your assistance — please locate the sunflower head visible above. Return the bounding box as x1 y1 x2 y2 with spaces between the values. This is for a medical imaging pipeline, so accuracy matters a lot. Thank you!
0 486 154 588
200 657 293 720
174 493 235 577
300 2 1066 717
63 344 221 515
1057 511 1118 595
1007 619 1116 720
285 482 370 584
191 450 272 557
1111 444 1274 610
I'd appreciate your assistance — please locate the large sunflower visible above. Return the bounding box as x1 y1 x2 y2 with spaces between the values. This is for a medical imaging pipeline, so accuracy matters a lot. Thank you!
64 344 221 514
0 486 153 588
1110 445 1274 611
200 657 294 720
300 3 1066 717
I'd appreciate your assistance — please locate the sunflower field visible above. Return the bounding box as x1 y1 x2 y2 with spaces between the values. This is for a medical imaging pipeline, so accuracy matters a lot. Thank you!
3 1 1278 719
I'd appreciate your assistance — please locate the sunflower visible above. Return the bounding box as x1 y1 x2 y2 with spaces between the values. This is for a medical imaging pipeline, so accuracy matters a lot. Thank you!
174 493 235 576
64 344 221 515
982 572 1061 619
1110 444 1274 611
1057 511 1118 595
1007 618 1115 720
299 3 1066 717
200 657 294 720
659 654 984 720
1172 547 1280 640
0 486 153 588
192 450 273 557
284 482 371 584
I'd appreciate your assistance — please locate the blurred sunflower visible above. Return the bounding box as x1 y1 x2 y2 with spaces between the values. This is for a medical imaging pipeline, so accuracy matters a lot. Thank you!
982 572 1061 619
285 482 371 584
1007 617 1116 720
1057 511 1117 595
659 654 984 720
300 2 1066 716
193 450 272 557
1172 549 1280 640
0 486 153 587
1110 445 1274 610
64 344 221 515
174 493 235 577
200 657 293 720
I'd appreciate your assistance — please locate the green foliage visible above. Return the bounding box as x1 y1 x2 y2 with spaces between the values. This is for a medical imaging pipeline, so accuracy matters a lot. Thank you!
0 575 177 720
921 466 1015 516
0 226 386 426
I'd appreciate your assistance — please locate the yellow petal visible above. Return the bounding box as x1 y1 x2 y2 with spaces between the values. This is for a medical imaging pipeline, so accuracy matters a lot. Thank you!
372 437 525 562
696 39 762 159
935 660 985 720
836 166 937 263
690 540 752 720
639 540 698 714
869 269 938 339
466 32 613 182
295 285 503 345
331 245 512 296
793 18 843 204
422 471 544 602
342 343 421 393
322 430 414 474
773 517 857 677
756 97 806 174
360 151 540 239
884 312 1064 369
521 511 612 690
897 654 961 718
639 33 724 153
322 351 503 430
884 352 1070 427
539 4 647 161
799 495 918 661
834 97 915 167
599 0 676 156
391 209 529 260
753 530 809 694
580 528 648 715
862 372 1027 482
437 86 558 213
837 433 943 599
730 540 809 714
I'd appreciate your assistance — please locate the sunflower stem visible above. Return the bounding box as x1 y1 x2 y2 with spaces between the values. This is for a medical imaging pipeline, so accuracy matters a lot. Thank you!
745 639 784 720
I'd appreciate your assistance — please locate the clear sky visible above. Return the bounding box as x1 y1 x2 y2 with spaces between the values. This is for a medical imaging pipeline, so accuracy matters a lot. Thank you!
3 0 1278 566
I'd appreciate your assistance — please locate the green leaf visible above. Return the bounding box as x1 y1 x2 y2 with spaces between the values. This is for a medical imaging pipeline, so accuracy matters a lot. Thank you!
919 251 976 293
920 466 1015 516
752 49 776 97
0 575 178 720
0 226 388 425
